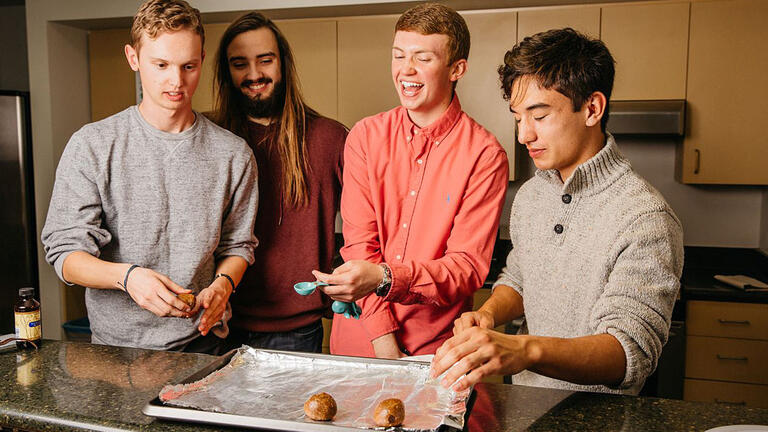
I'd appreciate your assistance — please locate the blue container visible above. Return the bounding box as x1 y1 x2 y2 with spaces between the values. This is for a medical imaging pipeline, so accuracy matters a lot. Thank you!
62 317 91 342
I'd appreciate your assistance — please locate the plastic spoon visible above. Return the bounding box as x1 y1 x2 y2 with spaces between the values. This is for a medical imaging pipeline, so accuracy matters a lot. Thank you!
293 281 361 319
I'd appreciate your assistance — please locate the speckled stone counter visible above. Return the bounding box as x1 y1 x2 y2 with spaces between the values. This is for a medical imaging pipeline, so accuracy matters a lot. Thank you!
2 341 767 431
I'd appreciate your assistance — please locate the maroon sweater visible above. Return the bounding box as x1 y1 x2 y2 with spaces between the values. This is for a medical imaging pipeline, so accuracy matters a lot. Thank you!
230 115 346 332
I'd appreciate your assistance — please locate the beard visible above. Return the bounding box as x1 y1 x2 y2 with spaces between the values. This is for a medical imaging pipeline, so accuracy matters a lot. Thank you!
236 78 285 120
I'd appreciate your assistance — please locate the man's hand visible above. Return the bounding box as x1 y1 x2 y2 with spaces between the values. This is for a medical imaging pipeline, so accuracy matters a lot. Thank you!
124 267 192 318
453 310 496 335
312 260 384 302
192 277 232 336
372 333 406 359
430 328 535 392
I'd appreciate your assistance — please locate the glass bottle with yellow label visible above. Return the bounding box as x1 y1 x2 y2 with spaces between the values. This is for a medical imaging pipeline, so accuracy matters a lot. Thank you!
14 287 41 349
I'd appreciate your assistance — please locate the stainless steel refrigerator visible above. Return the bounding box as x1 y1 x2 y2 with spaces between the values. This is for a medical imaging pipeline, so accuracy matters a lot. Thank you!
0 90 38 334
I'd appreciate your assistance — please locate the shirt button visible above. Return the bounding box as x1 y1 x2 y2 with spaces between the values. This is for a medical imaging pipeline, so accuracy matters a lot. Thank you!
406 136 412 142
435 140 440 145
562 194 572 204
402 223 408 228
410 190 416 196
417 159 423 164
554 224 564 234
396 255 402 260
414 130 419 135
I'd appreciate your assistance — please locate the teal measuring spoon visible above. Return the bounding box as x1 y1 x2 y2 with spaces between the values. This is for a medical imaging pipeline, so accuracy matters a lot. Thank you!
293 281 361 319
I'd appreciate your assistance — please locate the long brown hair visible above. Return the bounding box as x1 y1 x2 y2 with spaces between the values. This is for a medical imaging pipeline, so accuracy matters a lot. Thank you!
214 12 317 207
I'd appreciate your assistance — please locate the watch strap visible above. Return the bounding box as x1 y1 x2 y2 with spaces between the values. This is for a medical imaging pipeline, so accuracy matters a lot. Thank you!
375 263 392 297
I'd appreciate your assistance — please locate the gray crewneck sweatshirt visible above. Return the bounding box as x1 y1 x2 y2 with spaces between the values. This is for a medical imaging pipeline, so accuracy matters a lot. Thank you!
495 134 683 395
41 106 259 350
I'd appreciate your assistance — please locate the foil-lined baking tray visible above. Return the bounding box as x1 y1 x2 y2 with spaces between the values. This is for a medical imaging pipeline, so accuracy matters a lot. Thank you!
142 347 472 431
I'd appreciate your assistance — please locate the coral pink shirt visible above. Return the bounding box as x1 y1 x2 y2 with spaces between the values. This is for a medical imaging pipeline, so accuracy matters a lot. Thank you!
330 96 508 357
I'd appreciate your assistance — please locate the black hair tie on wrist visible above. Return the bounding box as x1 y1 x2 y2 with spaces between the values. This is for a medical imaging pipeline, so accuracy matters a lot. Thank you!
216 273 236 294
119 264 140 293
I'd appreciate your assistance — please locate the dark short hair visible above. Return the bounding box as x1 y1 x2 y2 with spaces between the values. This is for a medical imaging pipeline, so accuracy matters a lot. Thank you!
498 28 615 131
395 2 470 64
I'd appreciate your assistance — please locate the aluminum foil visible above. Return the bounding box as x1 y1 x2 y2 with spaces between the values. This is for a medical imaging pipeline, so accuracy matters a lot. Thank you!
158 347 471 431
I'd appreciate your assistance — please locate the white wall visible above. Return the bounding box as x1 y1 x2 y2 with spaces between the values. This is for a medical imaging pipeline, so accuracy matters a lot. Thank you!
0 3 29 91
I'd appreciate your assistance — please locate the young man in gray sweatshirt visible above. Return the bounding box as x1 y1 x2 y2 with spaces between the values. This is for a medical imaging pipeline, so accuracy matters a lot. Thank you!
41 0 259 353
431 28 683 395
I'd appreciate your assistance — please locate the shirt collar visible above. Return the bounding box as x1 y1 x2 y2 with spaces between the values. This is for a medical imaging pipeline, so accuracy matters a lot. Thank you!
536 133 632 195
402 94 463 141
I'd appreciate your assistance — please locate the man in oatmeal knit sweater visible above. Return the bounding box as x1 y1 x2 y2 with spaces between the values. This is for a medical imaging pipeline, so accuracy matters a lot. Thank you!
431 28 683 395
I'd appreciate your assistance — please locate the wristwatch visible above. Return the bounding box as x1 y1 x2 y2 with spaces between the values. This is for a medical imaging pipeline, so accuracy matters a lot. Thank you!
375 263 392 297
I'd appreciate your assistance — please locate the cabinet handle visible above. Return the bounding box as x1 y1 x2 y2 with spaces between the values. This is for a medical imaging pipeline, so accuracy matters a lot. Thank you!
694 149 701 174
717 319 751 325
716 354 748 361
715 399 747 406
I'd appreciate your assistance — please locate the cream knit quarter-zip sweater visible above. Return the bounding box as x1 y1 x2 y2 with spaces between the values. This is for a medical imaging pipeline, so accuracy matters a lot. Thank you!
495 134 684 395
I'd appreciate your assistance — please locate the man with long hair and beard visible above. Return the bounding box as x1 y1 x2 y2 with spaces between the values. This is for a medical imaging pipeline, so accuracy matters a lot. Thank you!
214 12 347 353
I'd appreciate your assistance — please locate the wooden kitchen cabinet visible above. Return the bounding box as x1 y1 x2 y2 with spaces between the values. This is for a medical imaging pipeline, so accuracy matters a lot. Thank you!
337 15 400 129
517 5 599 40
191 23 226 114
601 2 689 101
275 19 338 119
88 29 135 122
684 300 768 407
678 0 768 184
684 379 768 408
460 10 518 180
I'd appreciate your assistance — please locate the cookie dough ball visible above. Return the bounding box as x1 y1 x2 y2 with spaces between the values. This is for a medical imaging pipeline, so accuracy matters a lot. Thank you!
373 398 405 427
304 392 337 421
177 293 196 308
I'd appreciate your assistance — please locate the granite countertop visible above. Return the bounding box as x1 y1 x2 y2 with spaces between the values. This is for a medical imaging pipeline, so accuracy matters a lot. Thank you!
2 341 767 431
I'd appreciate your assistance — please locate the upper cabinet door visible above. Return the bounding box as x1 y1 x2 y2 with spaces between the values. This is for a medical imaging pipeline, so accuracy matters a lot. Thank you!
460 10 518 180
192 23 226 115
601 2 689 101
88 29 135 122
277 19 338 120
680 0 768 184
517 6 600 40
337 15 400 129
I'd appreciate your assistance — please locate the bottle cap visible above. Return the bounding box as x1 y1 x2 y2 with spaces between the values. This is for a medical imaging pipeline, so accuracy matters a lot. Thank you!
18 287 35 297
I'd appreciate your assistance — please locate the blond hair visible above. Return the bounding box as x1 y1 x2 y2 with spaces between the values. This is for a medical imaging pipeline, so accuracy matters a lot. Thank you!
130 0 204 52
395 3 470 64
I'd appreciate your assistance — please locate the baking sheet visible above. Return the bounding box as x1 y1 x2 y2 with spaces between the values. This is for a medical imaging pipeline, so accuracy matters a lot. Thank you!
143 347 472 431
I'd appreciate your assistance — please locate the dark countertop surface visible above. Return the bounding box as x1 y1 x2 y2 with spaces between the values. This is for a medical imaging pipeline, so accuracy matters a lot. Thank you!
2 340 768 431
681 247 768 304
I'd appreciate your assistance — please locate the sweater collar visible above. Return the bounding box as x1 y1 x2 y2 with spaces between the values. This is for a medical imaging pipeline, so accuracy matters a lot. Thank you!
536 133 631 195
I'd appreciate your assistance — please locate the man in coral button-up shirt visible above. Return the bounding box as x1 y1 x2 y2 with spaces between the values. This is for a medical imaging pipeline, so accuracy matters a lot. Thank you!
313 3 508 358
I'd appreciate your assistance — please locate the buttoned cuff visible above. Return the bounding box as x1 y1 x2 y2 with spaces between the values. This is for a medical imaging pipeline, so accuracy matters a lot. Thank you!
361 307 400 342
383 262 412 304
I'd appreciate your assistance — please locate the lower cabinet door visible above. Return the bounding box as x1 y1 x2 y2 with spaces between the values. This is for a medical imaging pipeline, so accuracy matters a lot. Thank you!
684 378 768 408
685 336 768 385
